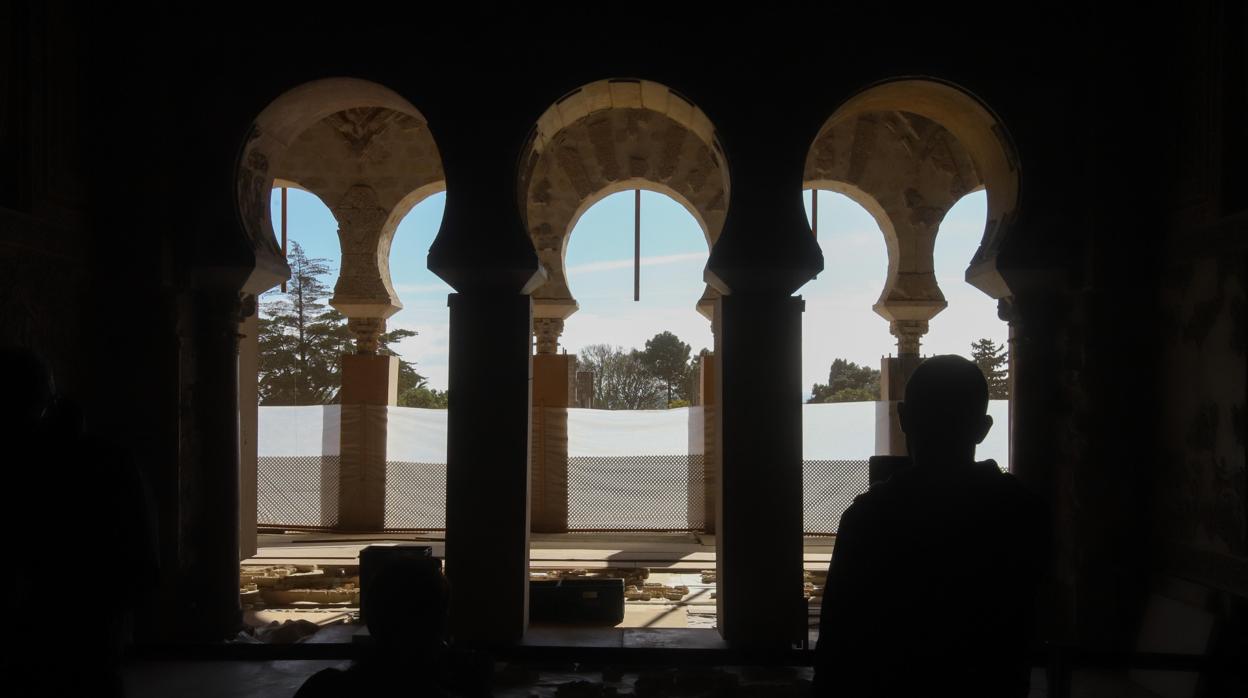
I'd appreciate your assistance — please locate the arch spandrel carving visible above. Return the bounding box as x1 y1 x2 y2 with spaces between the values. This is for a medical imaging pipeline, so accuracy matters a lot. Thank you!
806 111 980 328
813 78 1021 301
519 80 729 323
237 78 446 349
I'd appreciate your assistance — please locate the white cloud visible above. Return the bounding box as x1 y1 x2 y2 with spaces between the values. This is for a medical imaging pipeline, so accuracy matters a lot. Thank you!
567 252 707 275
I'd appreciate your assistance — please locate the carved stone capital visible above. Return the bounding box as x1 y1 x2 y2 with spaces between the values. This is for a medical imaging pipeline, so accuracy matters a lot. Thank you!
890 319 929 356
348 317 386 355
333 184 388 248
533 318 564 354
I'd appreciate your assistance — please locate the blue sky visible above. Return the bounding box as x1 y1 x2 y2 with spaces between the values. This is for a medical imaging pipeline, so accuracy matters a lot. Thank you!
266 187 1005 395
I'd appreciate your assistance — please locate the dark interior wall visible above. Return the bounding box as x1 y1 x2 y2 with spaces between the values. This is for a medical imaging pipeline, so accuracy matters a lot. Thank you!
1153 0 1248 613
0 2 89 394
1 1 1244 647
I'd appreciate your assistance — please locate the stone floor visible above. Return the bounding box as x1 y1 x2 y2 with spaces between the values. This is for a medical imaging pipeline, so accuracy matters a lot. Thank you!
121 657 1171 697
244 531 832 633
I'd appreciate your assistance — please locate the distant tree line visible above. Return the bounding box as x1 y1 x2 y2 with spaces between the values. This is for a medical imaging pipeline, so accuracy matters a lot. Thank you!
257 242 447 408
577 331 709 410
807 338 1009 403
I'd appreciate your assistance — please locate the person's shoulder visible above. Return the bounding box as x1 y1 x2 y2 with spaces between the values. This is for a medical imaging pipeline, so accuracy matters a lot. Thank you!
982 465 1047 522
983 465 1039 500
841 481 895 524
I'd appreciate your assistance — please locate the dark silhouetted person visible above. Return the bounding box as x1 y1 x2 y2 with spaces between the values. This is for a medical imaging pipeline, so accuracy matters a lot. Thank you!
295 558 486 697
1 346 159 697
814 355 1048 698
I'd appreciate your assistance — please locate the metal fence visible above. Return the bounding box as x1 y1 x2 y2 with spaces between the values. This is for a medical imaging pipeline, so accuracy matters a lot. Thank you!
803 459 870 535
567 454 706 531
257 455 340 529
383 461 447 530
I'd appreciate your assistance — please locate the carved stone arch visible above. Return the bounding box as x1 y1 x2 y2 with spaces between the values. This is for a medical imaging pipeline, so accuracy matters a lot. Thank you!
518 79 730 322
809 78 1021 302
236 78 446 304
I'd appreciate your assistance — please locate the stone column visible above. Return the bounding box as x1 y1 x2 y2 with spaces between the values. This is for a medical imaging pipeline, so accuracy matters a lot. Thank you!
695 351 717 533
330 186 402 356
238 305 259 560
338 353 398 531
182 289 247 640
714 294 806 648
531 317 570 533
444 293 533 645
873 279 945 457
329 184 403 531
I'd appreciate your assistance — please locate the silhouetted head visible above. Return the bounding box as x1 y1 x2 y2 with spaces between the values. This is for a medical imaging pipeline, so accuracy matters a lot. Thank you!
0 346 55 431
365 558 450 650
898 355 993 466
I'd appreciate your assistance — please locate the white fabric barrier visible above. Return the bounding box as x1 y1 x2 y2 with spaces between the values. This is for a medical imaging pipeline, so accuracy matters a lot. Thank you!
801 400 1010 466
386 407 449 463
257 402 1009 464
255 400 1011 530
567 407 692 457
257 405 340 457
256 405 341 527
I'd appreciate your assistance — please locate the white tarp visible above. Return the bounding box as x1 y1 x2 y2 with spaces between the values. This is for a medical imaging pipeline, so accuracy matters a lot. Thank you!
567 407 692 457
256 401 1010 464
801 400 1009 465
804 402 879 460
257 405 340 457
386 407 449 463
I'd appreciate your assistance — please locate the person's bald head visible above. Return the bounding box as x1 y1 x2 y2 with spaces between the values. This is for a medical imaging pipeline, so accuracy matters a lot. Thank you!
898 355 993 464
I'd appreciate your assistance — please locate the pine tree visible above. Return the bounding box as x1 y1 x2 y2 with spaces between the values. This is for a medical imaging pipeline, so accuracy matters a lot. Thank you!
257 241 433 405
637 331 692 406
970 338 1010 399
258 242 344 404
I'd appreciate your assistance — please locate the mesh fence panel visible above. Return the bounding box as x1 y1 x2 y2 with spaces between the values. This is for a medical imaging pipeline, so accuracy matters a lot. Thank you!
803 459 870 535
568 454 705 530
257 455 340 529
384 461 447 530
257 455 868 534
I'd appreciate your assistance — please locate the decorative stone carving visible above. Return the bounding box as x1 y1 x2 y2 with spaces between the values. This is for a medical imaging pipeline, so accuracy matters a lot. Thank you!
520 102 727 322
534 318 564 354
334 185 388 247
330 184 400 321
890 319 929 356
348 317 386 355
324 107 422 164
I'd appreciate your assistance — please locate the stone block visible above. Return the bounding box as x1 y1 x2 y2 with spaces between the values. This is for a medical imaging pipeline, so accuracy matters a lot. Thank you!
340 353 398 406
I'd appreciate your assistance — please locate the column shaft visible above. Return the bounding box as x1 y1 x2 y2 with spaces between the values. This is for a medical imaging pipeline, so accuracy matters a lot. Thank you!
875 354 924 456
445 293 532 646
714 294 805 648
698 353 717 533
183 290 244 640
238 309 259 559
531 353 570 533
337 354 397 531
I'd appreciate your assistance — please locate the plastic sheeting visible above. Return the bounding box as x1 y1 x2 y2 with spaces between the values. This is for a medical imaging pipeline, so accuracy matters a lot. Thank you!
386 407 448 463
255 401 1011 531
257 405 340 456
801 400 1009 465
256 405 341 528
567 407 693 457
256 401 1010 463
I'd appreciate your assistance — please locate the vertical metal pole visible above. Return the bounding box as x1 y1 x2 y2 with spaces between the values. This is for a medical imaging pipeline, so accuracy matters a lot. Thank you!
634 189 641 302
280 187 289 293
811 188 818 239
